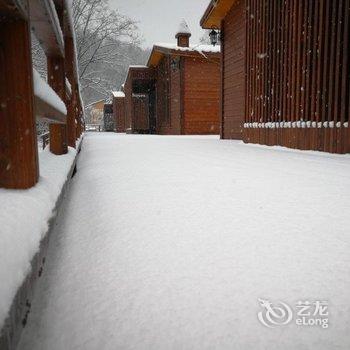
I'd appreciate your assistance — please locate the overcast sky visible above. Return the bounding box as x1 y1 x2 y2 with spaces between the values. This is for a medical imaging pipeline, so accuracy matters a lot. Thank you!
109 0 210 49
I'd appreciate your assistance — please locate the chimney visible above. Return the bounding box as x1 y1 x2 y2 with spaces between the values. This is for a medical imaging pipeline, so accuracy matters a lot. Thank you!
175 19 191 48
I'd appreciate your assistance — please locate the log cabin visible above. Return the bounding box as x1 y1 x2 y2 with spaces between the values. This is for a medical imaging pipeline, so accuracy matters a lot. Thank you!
124 21 221 135
112 91 126 132
123 66 156 133
147 20 221 135
200 0 350 154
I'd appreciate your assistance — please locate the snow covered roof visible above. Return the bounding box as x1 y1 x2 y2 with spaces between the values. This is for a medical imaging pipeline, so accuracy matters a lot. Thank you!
147 43 220 67
154 43 220 54
176 19 191 37
112 91 125 98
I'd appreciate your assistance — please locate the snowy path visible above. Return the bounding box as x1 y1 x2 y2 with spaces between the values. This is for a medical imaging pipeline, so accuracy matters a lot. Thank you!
19 134 350 349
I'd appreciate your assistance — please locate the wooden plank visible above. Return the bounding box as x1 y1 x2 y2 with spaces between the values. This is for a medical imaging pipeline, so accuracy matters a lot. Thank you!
340 0 349 153
48 1 68 154
29 0 64 57
0 18 39 189
334 0 345 153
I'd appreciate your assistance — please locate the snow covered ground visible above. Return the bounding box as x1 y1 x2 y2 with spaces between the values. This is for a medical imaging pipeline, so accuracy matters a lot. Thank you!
0 145 79 331
18 133 350 349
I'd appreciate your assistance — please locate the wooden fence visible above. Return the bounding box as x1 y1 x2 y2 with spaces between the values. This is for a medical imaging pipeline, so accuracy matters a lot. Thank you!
244 0 350 153
0 0 84 189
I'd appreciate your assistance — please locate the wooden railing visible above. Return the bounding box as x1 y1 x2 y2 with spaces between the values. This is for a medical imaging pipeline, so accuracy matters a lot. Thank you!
0 0 84 189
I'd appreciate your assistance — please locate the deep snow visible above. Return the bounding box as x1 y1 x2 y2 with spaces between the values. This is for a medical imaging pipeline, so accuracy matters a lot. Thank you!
0 145 78 330
18 134 350 350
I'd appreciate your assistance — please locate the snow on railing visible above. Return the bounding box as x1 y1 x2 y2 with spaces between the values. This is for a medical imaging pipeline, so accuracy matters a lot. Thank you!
0 0 84 190
0 2 85 347
33 68 67 121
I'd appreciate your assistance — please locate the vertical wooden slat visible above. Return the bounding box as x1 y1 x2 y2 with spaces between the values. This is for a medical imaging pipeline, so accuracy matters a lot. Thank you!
310 0 320 150
340 0 350 153
0 18 39 189
220 19 225 139
320 1 332 152
326 0 339 152
299 0 308 149
334 0 345 152
252 0 257 128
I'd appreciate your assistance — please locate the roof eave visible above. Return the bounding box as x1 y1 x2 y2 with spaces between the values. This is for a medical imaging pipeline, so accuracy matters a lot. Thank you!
200 0 236 29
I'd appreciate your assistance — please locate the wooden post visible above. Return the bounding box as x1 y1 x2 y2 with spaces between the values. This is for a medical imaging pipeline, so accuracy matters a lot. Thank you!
64 36 76 148
47 56 68 154
0 18 39 189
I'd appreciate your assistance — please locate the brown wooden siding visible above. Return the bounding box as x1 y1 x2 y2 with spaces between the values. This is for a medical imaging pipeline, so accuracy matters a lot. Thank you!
113 97 126 132
156 56 172 133
123 67 155 133
244 0 350 154
170 57 182 134
156 55 182 135
132 95 149 132
183 56 220 134
124 79 133 132
221 0 246 139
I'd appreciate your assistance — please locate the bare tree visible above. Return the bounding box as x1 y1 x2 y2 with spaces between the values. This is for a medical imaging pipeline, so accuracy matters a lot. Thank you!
73 0 146 102
31 0 150 106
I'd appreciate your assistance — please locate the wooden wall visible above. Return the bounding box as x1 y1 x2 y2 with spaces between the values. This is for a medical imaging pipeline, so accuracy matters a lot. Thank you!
183 56 220 135
243 0 350 153
124 78 132 133
113 97 126 132
155 55 182 135
124 67 155 133
156 56 172 133
132 95 149 132
221 0 246 139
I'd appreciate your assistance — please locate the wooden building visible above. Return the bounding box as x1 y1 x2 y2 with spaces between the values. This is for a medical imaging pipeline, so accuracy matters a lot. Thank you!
124 21 221 135
112 91 126 132
123 66 156 133
147 21 221 135
201 0 350 154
